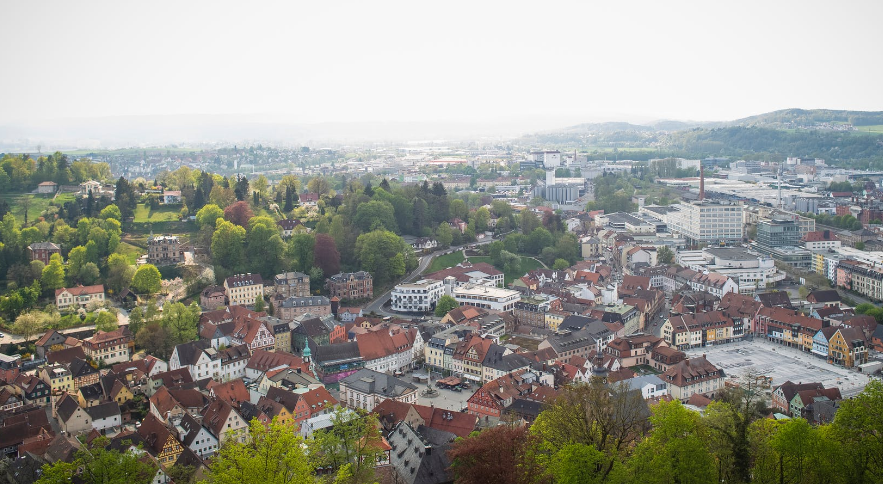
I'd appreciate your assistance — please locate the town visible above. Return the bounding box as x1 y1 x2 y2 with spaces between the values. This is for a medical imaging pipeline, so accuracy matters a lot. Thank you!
0 143 882 484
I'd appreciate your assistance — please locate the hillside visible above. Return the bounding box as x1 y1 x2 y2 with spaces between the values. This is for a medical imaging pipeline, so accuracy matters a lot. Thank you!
728 108 883 128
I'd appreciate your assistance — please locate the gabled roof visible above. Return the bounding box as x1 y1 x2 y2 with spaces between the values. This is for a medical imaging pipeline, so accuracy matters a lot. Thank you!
86 401 121 420
339 369 417 398
265 386 302 413
151 368 194 388
806 290 841 304
661 356 724 387
211 379 250 408
67 357 98 379
773 381 825 404
46 346 87 365
55 284 105 297
298 387 338 413
356 329 415 361
56 394 84 422
756 292 794 309
245 349 311 375
137 413 176 456
201 399 238 436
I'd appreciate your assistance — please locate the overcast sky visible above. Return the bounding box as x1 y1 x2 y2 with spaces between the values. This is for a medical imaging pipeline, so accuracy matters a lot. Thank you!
2 0 882 125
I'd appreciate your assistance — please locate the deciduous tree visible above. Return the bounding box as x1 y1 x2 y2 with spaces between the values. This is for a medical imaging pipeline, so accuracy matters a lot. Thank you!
132 264 162 296
434 295 459 316
224 201 254 227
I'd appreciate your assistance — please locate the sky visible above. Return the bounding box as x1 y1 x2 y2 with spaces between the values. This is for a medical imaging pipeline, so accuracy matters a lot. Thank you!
2 0 883 126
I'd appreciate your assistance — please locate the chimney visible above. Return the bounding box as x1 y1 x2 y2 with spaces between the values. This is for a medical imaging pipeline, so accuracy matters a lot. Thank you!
699 164 705 201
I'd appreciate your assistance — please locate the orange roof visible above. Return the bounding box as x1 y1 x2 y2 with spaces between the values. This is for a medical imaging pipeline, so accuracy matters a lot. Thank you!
55 284 104 297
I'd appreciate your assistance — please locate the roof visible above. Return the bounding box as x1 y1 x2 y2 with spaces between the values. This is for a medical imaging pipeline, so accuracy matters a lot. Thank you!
201 399 237 436
28 241 60 250
339 369 417 397
388 422 455 484
298 387 338 413
328 271 372 283
46 346 87 365
225 273 264 287
757 307 825 332
756 292 794 309
807 290 841 303
136 413 175 456
56 394 83 422
774 381 825 405
246 349 311 375
212 379 251 407
67 357 98 379
152 368 194 388
661 356 724 388
86 401 121 420
172 341 210 367
54 284 105 298
356 329 415 361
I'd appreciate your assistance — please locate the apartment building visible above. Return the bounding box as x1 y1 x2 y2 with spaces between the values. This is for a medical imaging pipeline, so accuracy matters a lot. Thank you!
224 274 264 307
391 279 444 313
147 235 182 266
326 272 374 300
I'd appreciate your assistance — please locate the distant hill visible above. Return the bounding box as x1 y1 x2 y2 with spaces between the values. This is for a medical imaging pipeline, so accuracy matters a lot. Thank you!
727 108 883 127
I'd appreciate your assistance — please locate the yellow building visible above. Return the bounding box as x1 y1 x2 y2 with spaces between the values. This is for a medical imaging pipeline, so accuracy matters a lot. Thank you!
828 327 868 368
545 311 567 332
812 252 826 276
38 364 73 396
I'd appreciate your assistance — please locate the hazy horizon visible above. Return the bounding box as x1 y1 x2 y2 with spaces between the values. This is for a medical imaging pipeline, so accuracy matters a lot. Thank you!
2 1 883 148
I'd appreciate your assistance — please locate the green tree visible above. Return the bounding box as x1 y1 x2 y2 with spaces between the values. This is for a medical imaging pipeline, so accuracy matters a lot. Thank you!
435 222 454 248
106 253 135 295
434 295 459 316
829 379 883 481
553 258 570 270
310 409 384 484
254 295 265 313
355 230 416 286
196 203 225 228
246 220 285 278
525 227 553 255
520 209 541 234
307 176 332 198
161 301 200 347
286 233 315 273
472 206 491 232
40 255 66 292
79 262 101 286
204 418 314 484
12 311 47 342
36 437 154 484
132 264 162 296
95 311 119 332
353 200 398 233
211 220 247 272
99 204 122 221
657 246 674 264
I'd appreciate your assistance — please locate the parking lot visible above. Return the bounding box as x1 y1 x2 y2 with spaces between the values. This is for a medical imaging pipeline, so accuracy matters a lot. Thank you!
686 338 872 398
414 378 475 412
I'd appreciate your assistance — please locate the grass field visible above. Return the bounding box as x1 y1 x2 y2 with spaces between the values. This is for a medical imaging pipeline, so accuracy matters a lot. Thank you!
134 203 180 222
0 192 76 223
854 125 883 135
425 250 465 273
469 255 544 285
116 241 146 265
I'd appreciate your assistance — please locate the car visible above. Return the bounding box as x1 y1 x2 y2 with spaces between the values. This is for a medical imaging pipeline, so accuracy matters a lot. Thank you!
0 333 4 338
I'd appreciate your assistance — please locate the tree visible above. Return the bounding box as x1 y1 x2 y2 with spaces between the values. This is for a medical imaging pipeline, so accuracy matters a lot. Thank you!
132 264 162 296
99 204 122 221
106 253 135 295
829 379 883 481
277 174 301 196
448 425 539 484
224 201 254 227
434 295 459 316
135 321 172 360
313 234 341 276
196 203 225 228
36 437 155 484
161 302 200 347
252 175 269 197
525 227 553 255
209 185 236 208
12 311 46 342
520 209 541 234
473 206 491 232
95 311 119 332
287 233 315 274
435 222 453 248
307 177 332 198
310 409 385 484
204 417 313 484
211 220 247 272
79 262 101 286
355 230 416 286
553 258 570 270
246 219 285 278
856 241 866 250
254 295 265 313
353 200 398 233
40 255 66 292
658 246 674 264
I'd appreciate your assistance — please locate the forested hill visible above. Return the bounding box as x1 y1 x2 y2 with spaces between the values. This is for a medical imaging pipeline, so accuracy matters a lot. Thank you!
521 109 883 168
728 108 883 127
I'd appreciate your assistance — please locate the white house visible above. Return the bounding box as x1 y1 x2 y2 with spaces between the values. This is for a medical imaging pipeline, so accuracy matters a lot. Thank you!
86 401 121 432
622 375 669 400
390 279 444 313
170 342 221 381
174 413 219 458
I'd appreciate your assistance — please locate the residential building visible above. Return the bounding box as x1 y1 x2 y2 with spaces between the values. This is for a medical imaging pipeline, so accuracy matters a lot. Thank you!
200 285 226 310
339 369 418 412
623 375 669 400
38 364 73 397
277 219 306 238
169 342 220 381
173 413 219 459
387 422 455 484
36 180 58 194
161 191 182 204
676 247 785 294
356 328 418 375
277 296 331 321
137 413 184 467
802 230 841 251
754 307 825 352
327 272 374 300
86 401 121 432
835 260 883 301
273 272 310 298
27 242 60 265
147 235 182 266
466 369 547 420
828 327 868 368
202 399 249 444
391 279 444 313
55 285 106 310
82 328 133 365
67 357 100 390
661 311 736 349
661 356 725 402
650 346 686 372
772 381 825 415
224 274 264 307
604 335 667 367
790 387 842 420
423 261 504 288
513 295 559 328
56 394 92 435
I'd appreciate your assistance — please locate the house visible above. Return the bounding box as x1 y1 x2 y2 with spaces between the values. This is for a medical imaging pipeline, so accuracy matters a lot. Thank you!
147 368 194 396
339 369 418 412
150 386 188 422
277 219 306 238
277 296 332 321
86 401 121 432
46 346 87 366
482 350 534 383
173 412 219 459
224 274 264 307
806 290 842 308
169 341 220 381
754 307 825 352
27 242 60 265
244 349 312 381
77 383 105 408
67 357 100 390
230 317 275 352
828 327 868 368
448 218 467 233
273 271 310 298
771 381 826 415
210 379 251 409
356 328 418 375
0 388 22 411
789 387 842 420
200 285 226 310
161 190 182 204
622 375 670 400
337 306 363 323
326 271 374 300
451 334 494 382
755 291 794 310
36 181 58 194
82 328 133 365
202 399 249 445
371 399 478 438
56 393 92 435
13 374 51 406
604 334 667 367
137 413 184 468
466 369 547 421
650 346 686 373
55 285 106 310
387 422 455 484
660 356 725 402
102 372 135 405
811 326 839 360
662 311 734 349
147 235 182 266
38 364 73 397
35 330 79 359
411 237 438 250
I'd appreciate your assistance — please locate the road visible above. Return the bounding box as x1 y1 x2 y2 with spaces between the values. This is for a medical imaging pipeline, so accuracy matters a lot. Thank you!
364 237 500 317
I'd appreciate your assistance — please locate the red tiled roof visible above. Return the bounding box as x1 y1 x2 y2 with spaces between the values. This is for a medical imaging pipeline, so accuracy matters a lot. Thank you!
55 284 104 298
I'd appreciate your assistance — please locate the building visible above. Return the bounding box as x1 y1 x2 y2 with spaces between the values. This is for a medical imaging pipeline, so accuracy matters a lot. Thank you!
754 307 825 352
452 284 520 312
277 296 331 320
676 247 784 294
661 311 737 349
273 272 310 298
27 242 60 265
339 369 418 412
623 375 669 400
36 181 58 194
661 356 725 402
161 190 182 204
387 422 455 484
200 285 226 310
391 279 444 313
56 394 92 434
664 201 744 245
802 230 841 251
277 219 306 238
423 261 504 288
147 235 182 266
513 295 558 328
836 260 883 302
224 274 264 307
55 285 106 310
326 272 374 300
82 328 133 365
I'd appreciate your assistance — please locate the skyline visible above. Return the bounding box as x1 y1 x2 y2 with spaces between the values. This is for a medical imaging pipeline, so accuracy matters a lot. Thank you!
2 1 882 128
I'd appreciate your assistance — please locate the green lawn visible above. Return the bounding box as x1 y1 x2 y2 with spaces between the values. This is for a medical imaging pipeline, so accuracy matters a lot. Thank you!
854 125 883 135
469 255 545 286
425 250 465 273
133 203 180 222
116 241 145 265
0 192 76 223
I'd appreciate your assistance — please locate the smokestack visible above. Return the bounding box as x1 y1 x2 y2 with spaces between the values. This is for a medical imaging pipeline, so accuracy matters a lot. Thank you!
699 164 705 201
